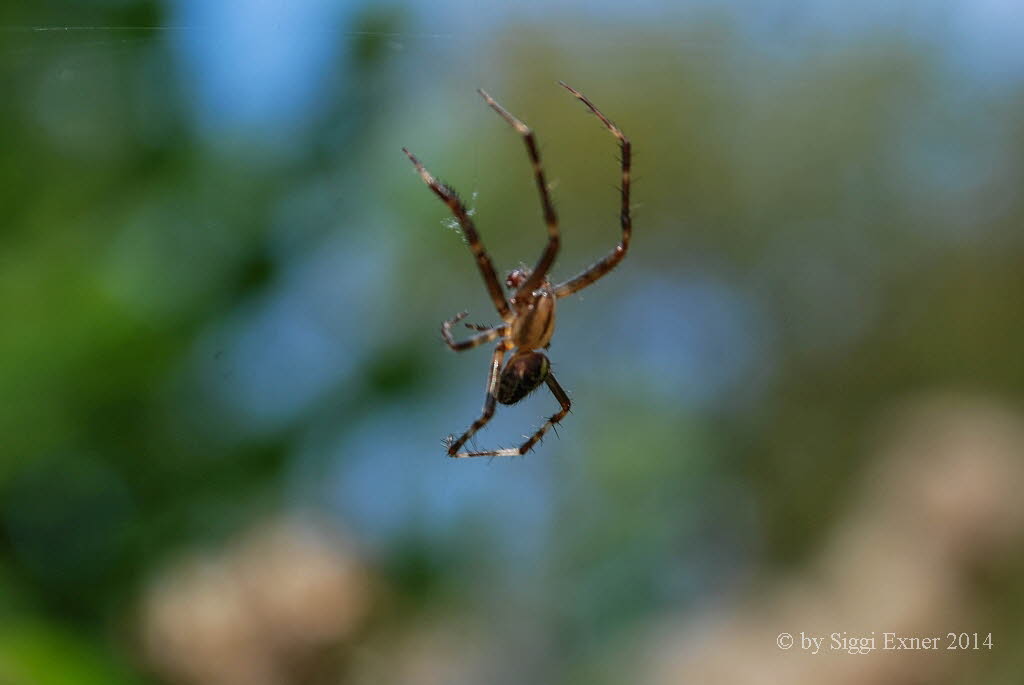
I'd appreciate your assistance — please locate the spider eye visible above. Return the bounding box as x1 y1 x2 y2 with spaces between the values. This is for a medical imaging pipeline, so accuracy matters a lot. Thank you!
505 268 530 290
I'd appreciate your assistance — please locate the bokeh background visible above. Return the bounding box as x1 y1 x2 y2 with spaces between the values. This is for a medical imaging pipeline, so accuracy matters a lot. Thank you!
3 1 1024 683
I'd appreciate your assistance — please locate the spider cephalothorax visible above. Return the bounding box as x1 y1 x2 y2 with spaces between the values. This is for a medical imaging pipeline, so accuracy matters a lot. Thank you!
403 82 631 458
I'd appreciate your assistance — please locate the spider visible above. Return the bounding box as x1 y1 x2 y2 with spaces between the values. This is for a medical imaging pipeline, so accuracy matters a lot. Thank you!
402 82 631 458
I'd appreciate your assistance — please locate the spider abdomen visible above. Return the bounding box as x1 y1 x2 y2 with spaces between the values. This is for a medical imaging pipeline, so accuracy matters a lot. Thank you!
497 352 550 405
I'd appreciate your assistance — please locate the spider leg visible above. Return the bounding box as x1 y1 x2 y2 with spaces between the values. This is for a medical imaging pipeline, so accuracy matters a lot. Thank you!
441 311 509 352
477 90 560 298
447 341 510 457
552 82 632 299
403 148 513 322
455 373 572 458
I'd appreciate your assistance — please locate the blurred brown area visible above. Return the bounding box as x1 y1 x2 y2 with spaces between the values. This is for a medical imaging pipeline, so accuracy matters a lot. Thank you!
140 516 372 685
640 395 1024 685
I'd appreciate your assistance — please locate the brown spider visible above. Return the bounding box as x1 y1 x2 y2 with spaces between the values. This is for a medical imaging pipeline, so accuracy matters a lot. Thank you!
402 82 631 458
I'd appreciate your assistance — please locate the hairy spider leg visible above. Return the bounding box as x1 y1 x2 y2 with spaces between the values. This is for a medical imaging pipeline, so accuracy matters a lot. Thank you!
446 341 512 456
477 90 560 300
441 311 509 352
402 148 513 322
553 82 632 298
454 373 572 458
